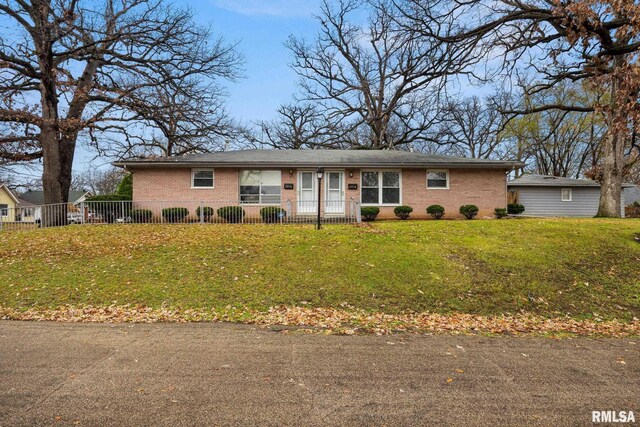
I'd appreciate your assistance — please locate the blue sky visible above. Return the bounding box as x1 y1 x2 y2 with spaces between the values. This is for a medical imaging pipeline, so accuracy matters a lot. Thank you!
192 0 323 123
62 0 325 173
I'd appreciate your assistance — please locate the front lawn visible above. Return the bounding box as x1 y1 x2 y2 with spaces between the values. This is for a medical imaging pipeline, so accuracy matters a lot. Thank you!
0 219 639 322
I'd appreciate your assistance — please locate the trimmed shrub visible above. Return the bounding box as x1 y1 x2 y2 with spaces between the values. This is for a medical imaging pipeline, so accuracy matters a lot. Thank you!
426 204 445 220
634 200 640 208
162 207 189 223
459 204 479 220
507 203 525 215
361 206 380 221
494 208 508 219
130 209 153 223
393 205 413 220
260 206 286 223
217 206 245 223
195 206 215 221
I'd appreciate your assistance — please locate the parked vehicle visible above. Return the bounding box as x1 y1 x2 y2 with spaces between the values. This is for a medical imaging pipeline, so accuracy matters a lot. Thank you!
67 212 83 224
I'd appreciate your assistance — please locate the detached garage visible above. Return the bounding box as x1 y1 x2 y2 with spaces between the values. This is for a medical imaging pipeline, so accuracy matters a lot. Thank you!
507 174 635 217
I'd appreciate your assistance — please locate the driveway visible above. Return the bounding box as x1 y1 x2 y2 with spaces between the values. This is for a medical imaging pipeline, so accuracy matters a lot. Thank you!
0 321 638 426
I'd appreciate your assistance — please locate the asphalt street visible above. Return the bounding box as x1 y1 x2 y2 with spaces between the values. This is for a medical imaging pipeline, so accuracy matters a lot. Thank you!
0 321 638 426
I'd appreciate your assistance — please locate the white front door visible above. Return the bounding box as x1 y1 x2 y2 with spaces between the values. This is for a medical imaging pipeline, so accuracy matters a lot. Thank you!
325 171 345 215
298 171 316 214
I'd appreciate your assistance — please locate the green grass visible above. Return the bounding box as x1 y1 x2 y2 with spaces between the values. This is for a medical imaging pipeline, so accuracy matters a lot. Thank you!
1 219 639 320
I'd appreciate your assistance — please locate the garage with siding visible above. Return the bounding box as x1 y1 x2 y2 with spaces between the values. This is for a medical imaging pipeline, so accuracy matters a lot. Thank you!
507 175 634 217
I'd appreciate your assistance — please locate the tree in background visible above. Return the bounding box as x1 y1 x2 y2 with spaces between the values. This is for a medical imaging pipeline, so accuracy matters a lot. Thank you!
0 0 242 213
253 104 344 149
501 82 606 178
429 94 512 159
72 167 126 195
99 75 243 158
286 0 461 149
397 0 640 217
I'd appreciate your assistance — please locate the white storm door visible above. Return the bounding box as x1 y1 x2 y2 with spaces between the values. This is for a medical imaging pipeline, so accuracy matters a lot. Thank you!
298 171 316 214
325 171 344 214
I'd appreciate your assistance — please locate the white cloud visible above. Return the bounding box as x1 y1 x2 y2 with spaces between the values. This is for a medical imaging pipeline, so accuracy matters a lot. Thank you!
211 0 319 17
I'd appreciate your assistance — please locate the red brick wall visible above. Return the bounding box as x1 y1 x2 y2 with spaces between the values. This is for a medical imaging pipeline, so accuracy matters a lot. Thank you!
132 166 507 219
399 168 507 219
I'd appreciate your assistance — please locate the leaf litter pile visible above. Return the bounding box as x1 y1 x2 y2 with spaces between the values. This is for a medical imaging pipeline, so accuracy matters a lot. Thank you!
1 304 638 337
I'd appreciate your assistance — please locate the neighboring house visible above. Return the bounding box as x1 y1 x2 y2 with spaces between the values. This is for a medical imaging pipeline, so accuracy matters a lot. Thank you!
0 183 20 223
18 189 93 206
17 189 93 223
625 185 640 206
114 149 522 219
508 175 635 217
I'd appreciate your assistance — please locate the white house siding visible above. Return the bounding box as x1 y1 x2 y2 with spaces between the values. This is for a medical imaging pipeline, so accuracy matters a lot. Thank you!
509 186 626 217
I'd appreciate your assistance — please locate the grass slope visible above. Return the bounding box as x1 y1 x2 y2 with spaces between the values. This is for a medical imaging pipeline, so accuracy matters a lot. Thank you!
1 219 639 321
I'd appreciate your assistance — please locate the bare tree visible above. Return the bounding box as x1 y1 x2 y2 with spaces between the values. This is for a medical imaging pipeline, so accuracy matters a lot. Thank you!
101 74 242 158
431 95 510 159
396 0 640 217
253 104 345 149
502 82 605 178
286 0 461 150
72 167 125 195
0 0 242 214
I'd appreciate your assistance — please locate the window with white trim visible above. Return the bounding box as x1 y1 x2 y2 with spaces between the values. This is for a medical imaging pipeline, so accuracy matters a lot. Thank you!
191 169 214 188
361 171 401 205
240 170 281 204
427 170 449 189
561 188 572 202
0 204 7 216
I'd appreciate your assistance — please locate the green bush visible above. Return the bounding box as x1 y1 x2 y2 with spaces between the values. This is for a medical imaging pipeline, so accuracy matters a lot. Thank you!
426 204 445 220
507 203 525 215
162 207 189 223
130 209 153 223
85 194 131 223
633 200 640 208
116 174 133 199
393 205 413 220
260 206 286 223
196 206 214 221
459 204 479 220
494 208 508 219
217 206 245 223
361 206 380 221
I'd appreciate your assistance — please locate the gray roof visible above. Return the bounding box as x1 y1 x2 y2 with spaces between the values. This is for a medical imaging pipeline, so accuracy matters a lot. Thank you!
508 174 636 188
113 149 522 169
19 190 91 205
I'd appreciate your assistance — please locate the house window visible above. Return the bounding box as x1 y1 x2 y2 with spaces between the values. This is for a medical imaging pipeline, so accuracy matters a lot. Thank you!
361 171 401 205
240 170 281 204
427 170 449 189
0 204 7 216
192 169 214 188
561 188 572 202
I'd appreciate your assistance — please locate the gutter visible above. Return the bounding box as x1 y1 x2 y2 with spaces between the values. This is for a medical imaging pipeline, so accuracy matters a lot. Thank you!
113 161 525 170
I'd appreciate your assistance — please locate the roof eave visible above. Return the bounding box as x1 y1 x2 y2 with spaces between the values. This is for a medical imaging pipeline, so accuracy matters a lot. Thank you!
113 161 523 169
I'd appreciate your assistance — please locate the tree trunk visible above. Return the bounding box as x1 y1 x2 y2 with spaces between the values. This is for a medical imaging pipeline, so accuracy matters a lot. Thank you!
596 58 626 218
596 126 625 217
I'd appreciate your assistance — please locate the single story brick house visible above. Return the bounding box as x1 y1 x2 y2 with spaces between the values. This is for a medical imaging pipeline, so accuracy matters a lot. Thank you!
507 174 635 217
114 150 522 220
